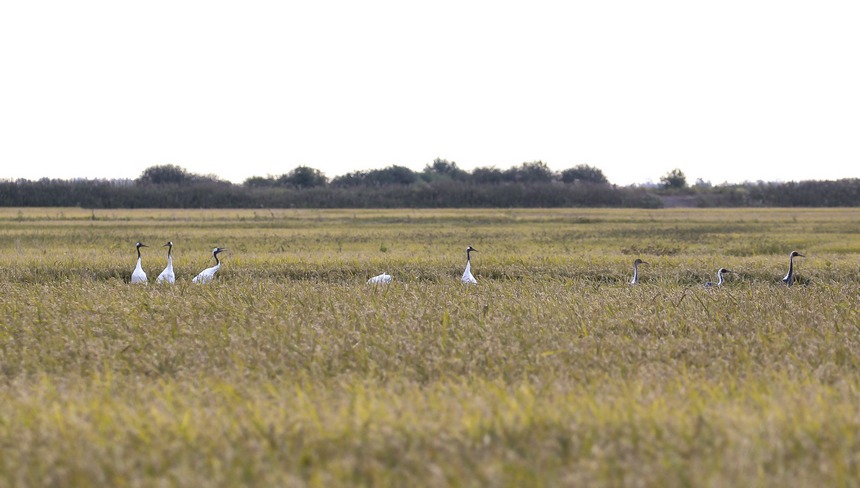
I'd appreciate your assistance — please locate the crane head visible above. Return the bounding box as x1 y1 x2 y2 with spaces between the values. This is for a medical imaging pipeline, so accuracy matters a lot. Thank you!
213 247 226 255
163 241 173 247
466 246 477 253
136 242 147 248
719 268 732 274
790 251 804 258
633 258 648 266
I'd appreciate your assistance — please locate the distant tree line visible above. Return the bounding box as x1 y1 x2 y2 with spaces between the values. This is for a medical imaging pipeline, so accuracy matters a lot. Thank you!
243 160 610 189
1 162 859 208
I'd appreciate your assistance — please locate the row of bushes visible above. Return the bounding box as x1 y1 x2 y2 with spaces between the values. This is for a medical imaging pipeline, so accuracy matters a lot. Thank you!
0 178 661 208
140 160 611 189
3 177 860 208
3 159 859 207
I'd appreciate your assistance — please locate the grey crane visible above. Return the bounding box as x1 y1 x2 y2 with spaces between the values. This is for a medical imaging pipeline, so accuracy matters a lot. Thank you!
782 251 805 286
629 258 649 285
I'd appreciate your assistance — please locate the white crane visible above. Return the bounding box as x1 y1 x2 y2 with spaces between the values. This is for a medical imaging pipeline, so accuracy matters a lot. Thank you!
192 247 226 284
462 246 478 284
131 242 148 284
156 241 175 284
367 272 392 284
629 258 649 285
782 251 805 286
704 268 732 288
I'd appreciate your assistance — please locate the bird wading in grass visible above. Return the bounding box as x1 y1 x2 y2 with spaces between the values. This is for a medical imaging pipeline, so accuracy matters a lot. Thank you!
367 272 392 284
462 246 478 284
131 242 148 284
782 251 804 286
704 268 732 288
629 258 648 285
193 247 226 284
156 241 175 284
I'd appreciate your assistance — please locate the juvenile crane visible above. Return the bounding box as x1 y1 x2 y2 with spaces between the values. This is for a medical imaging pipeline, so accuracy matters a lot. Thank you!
192 247 226 284
782 250 805 286
704 268 732 288
367 272 392 284
156 241 175 284
629 258 649 285
462 246 478 284
131 242 148 284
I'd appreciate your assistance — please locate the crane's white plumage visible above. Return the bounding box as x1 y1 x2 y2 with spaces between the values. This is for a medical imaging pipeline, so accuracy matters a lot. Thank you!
367 272 392 284
192 247 226 284
782 251 804 286
131 242 148 284
462 246 478 284
705 268 732 288
629 258 648 285
156 241 175 284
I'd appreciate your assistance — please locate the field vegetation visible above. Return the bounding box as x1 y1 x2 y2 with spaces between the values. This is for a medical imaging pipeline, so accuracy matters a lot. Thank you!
1 207 859 486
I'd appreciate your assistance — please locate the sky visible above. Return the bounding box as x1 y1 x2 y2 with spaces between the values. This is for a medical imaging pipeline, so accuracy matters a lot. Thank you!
1 1 858 186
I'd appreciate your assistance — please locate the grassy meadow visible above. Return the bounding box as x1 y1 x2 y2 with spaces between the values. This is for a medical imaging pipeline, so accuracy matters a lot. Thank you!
1 207 860 487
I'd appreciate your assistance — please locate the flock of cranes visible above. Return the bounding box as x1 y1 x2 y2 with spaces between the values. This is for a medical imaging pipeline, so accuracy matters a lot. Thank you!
129 242 226 284
631 251 804 287
632 251 804 288
131 242 806 287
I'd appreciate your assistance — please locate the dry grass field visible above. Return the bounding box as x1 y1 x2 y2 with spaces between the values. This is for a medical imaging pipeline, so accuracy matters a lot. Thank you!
1 207 860 487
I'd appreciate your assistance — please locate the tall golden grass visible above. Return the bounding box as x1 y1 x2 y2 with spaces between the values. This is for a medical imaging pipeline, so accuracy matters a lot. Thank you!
1 207 859 486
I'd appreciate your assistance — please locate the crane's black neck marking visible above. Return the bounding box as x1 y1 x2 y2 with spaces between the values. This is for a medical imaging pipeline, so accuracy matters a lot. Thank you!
213 250 221 266
136 244 142 259
167 245 172 258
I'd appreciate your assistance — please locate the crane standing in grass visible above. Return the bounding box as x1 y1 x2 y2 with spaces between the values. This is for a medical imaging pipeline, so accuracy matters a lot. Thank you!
131 242 148 284
782 251 805 286
462 246 478 284
156 241 175 284
704 268 732 288
192 247 226 284
629 258 648 285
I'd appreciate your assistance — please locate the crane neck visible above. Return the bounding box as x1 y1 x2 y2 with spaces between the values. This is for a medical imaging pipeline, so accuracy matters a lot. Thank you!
137 246 142 259
785 255 796 281
213 252 220 266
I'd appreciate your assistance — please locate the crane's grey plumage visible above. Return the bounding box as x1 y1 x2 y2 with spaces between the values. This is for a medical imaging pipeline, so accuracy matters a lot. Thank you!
131 242 148 284
367 272 392 284
462 246 477 284
782 251 805 286
629 258 649 285
156 241 175 284
704 268 732 288
192 247 226 284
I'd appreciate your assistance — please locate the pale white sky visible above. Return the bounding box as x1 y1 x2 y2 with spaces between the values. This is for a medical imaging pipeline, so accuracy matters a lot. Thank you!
1 1 858 186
